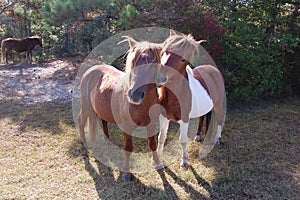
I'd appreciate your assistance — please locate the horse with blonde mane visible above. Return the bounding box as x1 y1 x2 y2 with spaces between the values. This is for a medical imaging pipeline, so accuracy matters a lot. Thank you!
157 30 226 168
78 36 166 181
1 36 42 64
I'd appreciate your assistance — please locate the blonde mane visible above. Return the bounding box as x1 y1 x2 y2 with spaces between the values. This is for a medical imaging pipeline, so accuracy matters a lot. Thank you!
162 32 201 63
125 41 162 73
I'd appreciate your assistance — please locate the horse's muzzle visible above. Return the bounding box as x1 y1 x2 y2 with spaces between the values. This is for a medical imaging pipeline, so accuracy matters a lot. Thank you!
128 88 146 105
156 76 168 88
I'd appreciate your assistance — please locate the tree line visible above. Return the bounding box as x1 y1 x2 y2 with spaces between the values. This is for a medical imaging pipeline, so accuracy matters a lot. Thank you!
0 0 299 101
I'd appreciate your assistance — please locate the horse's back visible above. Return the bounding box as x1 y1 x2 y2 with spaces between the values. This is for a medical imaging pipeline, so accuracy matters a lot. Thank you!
80 65 124 123
83 64 123 77
192 65 225 104
1 37 41 52
81 64 123 95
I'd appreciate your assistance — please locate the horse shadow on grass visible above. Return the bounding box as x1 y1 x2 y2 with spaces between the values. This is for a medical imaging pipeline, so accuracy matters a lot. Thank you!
200 100 300 199
68 136 211 199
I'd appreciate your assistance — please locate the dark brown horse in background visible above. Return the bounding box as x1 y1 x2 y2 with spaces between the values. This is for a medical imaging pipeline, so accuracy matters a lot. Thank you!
1 36 42 64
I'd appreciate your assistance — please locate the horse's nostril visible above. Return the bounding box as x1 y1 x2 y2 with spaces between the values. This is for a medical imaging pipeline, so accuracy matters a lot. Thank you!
163 76 168 83
128 88 145 104
140 91 145 99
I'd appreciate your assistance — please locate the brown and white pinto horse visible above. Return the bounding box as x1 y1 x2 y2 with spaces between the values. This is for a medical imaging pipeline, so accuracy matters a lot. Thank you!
1 36 42 64
78 37 166 181
157 31 226 168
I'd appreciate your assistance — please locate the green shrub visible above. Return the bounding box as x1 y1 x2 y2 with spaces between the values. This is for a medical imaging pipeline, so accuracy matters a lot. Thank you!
223 22 299 101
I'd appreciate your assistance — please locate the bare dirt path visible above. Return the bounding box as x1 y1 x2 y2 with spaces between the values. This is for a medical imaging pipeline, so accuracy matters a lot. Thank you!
0 58 81 105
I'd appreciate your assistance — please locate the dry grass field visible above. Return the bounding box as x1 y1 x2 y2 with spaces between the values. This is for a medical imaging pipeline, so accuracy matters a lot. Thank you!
0 95 299 199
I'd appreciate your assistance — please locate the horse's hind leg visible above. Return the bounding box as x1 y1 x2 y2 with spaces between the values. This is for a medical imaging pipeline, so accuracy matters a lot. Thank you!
5 52 8 64
122 132 133 182
194 116 204 142
102 120 110 141
214 101 224 145
28 51 32 64
205 111 212 134
5 50 11 64
78 108 88 147
195 111 212 142
8 51 13 63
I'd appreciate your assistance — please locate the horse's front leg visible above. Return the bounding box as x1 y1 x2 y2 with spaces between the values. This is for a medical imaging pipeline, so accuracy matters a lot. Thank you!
6 50 11 64
178 120 189 169
157 115 169 157
147 125 163 170
122 132 133 182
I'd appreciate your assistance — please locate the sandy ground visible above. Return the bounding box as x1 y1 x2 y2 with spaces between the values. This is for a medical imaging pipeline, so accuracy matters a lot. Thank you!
0 58 82 105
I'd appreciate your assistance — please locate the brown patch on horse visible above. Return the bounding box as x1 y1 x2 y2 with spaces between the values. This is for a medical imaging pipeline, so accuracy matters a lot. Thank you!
193 65 225 105
78 38 164 177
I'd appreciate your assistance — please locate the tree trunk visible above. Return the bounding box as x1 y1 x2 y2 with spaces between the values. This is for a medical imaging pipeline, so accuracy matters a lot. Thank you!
24 0 31 36
289 3 299 34
230 0 237 33
265 2 279 36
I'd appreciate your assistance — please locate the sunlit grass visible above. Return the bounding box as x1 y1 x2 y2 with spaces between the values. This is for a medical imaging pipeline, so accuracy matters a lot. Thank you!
0 97 299 199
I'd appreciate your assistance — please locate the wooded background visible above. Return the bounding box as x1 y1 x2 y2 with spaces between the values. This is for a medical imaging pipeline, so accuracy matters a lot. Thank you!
0 0 299 102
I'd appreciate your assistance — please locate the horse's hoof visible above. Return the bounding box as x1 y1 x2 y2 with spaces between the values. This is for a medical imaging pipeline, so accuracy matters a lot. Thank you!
216 138 222 145
155 163 164 171
122 173 132 182
180 160 189 170
194 135 201 142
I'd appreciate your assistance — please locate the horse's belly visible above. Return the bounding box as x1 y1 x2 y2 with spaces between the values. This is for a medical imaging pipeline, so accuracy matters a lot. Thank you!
187 69 213 118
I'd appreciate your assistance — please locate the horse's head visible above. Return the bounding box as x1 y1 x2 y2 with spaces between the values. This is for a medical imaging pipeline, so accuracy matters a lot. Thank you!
160 30 205 80
37 37 43 48
30 36 43 48
123 36 167 105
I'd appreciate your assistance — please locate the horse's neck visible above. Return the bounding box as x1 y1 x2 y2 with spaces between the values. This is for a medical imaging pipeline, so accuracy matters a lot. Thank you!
159 68 190 102
158 68 192 122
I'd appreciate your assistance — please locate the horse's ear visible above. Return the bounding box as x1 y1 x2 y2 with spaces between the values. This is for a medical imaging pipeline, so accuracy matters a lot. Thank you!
119 36 138 50
196 40 207 44
169 29 177 37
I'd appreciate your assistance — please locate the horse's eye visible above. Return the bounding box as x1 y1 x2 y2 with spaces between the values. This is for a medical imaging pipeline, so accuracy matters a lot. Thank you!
181 58 185 62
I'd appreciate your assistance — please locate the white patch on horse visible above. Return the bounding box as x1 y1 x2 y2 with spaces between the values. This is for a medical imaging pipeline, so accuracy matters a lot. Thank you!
157 115 170 157
178 120 189 144
186 66 213 118
217 125 222 139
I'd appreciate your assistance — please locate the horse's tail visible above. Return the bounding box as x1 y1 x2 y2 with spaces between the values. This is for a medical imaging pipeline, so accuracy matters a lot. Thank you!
193 65 225 125
79 67 104 143
88 110 98 141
